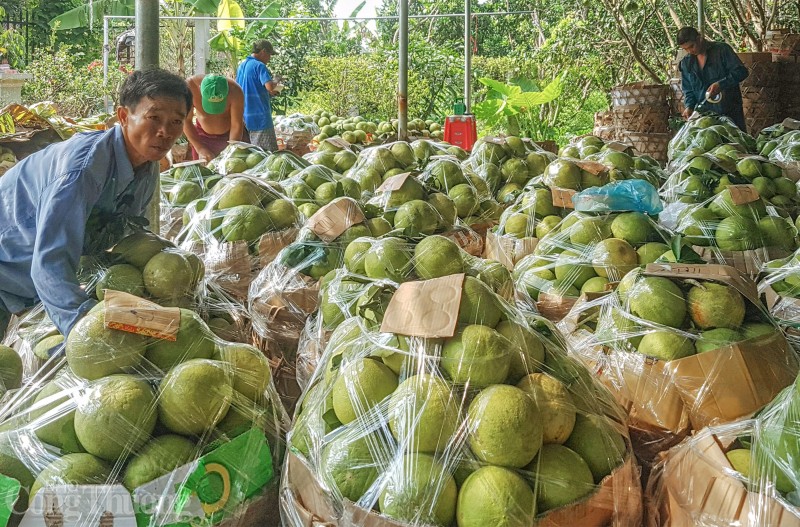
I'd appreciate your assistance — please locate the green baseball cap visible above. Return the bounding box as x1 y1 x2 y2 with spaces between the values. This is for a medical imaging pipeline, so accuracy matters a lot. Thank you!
200 75 229 114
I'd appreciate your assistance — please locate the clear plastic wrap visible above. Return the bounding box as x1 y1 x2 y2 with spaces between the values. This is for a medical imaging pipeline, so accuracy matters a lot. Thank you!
646 379 800 526
758 248 800 350
176 174 303 300
0 287 290 526
274 113 319 156
512 207 676 321
245 150 311 182
281 270 643 527
158 161 221 241
346 142 420 194
207 141 268 175
557 263 798 476
667 113 758 170
659 188 797 276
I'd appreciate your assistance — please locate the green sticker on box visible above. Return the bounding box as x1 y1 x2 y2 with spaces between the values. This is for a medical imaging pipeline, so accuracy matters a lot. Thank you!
0 473 20 527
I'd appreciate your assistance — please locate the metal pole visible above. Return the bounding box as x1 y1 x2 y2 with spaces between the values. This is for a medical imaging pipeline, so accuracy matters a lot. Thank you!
398 0 408 141
103 16 110 113
194 18 210 75
135 0 159 71
464 0 471 113
135 0 160 231
697 0 705 34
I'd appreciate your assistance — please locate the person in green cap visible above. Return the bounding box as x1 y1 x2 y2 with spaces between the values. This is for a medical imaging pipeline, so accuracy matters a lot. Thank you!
183 74 245 161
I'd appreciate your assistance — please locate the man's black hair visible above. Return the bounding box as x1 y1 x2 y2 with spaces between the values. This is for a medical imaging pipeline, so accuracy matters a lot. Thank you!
119 68 192 113
252 39 275 54
677 27 701 45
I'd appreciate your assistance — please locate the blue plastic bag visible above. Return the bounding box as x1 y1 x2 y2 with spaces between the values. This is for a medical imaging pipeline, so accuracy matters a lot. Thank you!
572 179 664 215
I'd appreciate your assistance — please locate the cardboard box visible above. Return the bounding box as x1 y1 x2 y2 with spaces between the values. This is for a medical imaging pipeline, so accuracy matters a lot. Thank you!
285 452 642 527
691 244 791 278
483 231 538 270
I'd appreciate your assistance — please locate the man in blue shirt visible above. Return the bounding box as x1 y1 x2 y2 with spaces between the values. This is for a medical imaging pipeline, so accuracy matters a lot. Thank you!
0 69 191 341
236 39 280 152
678 26 749 130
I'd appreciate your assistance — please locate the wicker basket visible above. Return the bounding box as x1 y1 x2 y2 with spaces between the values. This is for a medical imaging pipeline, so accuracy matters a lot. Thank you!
611 82 671 107
594 110 613 128
594 125 618 141
612 104 670 134
669 78 685 116
621 131 671 164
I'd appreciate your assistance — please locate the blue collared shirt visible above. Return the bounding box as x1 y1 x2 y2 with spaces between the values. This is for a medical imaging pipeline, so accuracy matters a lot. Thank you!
0 125 158 336
236 55 274 132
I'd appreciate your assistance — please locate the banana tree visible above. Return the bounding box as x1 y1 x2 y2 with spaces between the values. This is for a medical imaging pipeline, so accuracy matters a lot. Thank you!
208 0 280 76
472 76 563 140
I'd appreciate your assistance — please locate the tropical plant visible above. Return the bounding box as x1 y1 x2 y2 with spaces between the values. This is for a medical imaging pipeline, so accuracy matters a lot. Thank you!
472 76 563 139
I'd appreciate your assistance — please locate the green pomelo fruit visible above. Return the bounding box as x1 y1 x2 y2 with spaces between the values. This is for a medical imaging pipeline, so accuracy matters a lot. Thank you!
758 216 797 251
364 237 413 282
366 217 392 237
388 374 460 453
33 335 64 360
637 331 696 360
520 188 557 219
426 193 457 228
265 199 300 231
502 213 531 238
467 258 512 294
610 212 658 245
687 282 746 329
216 178 264 209
458 276 503 327
715 216 762 251
580 276 609 295
678 207 719 246
564 413 626 483
386 176 427 208
628 276 686 328
0 345 21 394
31 377 84 453
517 373 576 444
591 238 639 280
332 358 398 424
637 242 670 265
752 177 776 199
467 384 543 468
774 177 797 197
536 216 562 239
695 328 742 353
143 251 197 300
158 359 233 436
169 181 203 206
413 235 465 280
220 204 271 242
96 264 145 300
554 250 597 289
528 444 595 512
742 323 775 340
449 184 480 218
569 217 612 245
66 309 147 380
344 237 374 275
145 309 215 372
544 160 581 189
709 190 767 221
394 200 439 236
441 325 511 387
496 320 545 383
378 453 457 527
456 466 536 527
74 374 157 462
726 448 752 479
428 158 469 191
216 343 272 401
321 431 389 502
30 453 111 501
111 232 174 270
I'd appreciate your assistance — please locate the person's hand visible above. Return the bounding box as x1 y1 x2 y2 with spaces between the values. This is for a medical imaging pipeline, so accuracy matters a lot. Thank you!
707 82 721 97
196 146 215 162
682 107 693 120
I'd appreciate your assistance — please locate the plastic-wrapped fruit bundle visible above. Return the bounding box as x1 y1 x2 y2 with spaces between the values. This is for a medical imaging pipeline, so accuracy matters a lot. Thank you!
667 113 757 169
245 149 311 182
758 248 800 349
557 263 797 470
561 135 666 176
462 136 556 204
758 119 800 157
282 272 642 527
646 378 800 526
513 204 675 321
412 139 468 168
276 163 363 216
249 198 381 347
346 143 419 194
311 112 378 144
159 162 223 241
2 305 62 381
207 142 268 175
660 187 797 276
274 113 320 155
0 297 290 526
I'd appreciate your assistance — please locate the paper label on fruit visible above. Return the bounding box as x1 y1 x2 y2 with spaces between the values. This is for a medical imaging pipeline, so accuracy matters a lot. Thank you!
728 184 760 205
551 187 577 208
381 274 465 338
605 141 630 152
307 198 366 242
377 172 413 192
326 137 351 149
104 291 180 341
574 160 607 175
483 136 506 145
783 118 800 130
173 159 207 168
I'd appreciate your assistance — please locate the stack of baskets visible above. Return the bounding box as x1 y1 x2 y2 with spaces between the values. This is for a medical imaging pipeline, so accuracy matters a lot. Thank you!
768 29 800 120
611 82 672 163
738 52 781 136
592 110 616 141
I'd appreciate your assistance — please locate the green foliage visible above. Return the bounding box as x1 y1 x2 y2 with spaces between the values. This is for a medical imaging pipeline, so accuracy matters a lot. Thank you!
472 76 562 138
21 40 127 117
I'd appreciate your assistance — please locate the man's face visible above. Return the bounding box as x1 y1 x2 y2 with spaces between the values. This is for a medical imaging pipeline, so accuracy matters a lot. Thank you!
680 37 704 56
255 49 272 64
117 96 188 167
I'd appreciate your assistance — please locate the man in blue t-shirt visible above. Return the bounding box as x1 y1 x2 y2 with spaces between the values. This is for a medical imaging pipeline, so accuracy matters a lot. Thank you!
236 40 280 152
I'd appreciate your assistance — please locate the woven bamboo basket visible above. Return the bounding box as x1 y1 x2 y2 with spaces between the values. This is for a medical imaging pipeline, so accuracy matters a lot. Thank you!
621 132 671 163
594 110 614 128
669 78 685 116
594 125 618 141
779 62 800 84
740 55 781 88
611 82 671 107
766 29 800 57
612 104 670 134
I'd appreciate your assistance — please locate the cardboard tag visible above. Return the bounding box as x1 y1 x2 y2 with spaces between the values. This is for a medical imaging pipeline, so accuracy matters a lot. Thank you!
728 184 760 205
783 117 800 130
377 172 413 192
20 485 136 527
306 198 365 242
380 274 465 338
173 159 207 168
575 160 608 176
552 187 577 209
483 136 506 145
103 291 180 341
605 141 631 152
325 137 351 149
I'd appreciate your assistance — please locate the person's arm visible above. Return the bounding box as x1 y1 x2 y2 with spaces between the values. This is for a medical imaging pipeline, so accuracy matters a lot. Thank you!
229 86 245 142
32 171 99 336
717 44 749 90
680 60 700 114
259 65 279 96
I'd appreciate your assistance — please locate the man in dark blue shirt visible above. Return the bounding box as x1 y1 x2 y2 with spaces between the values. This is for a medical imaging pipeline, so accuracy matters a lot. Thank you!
236 40 280 152
678 26 749 130
0 69 191 340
